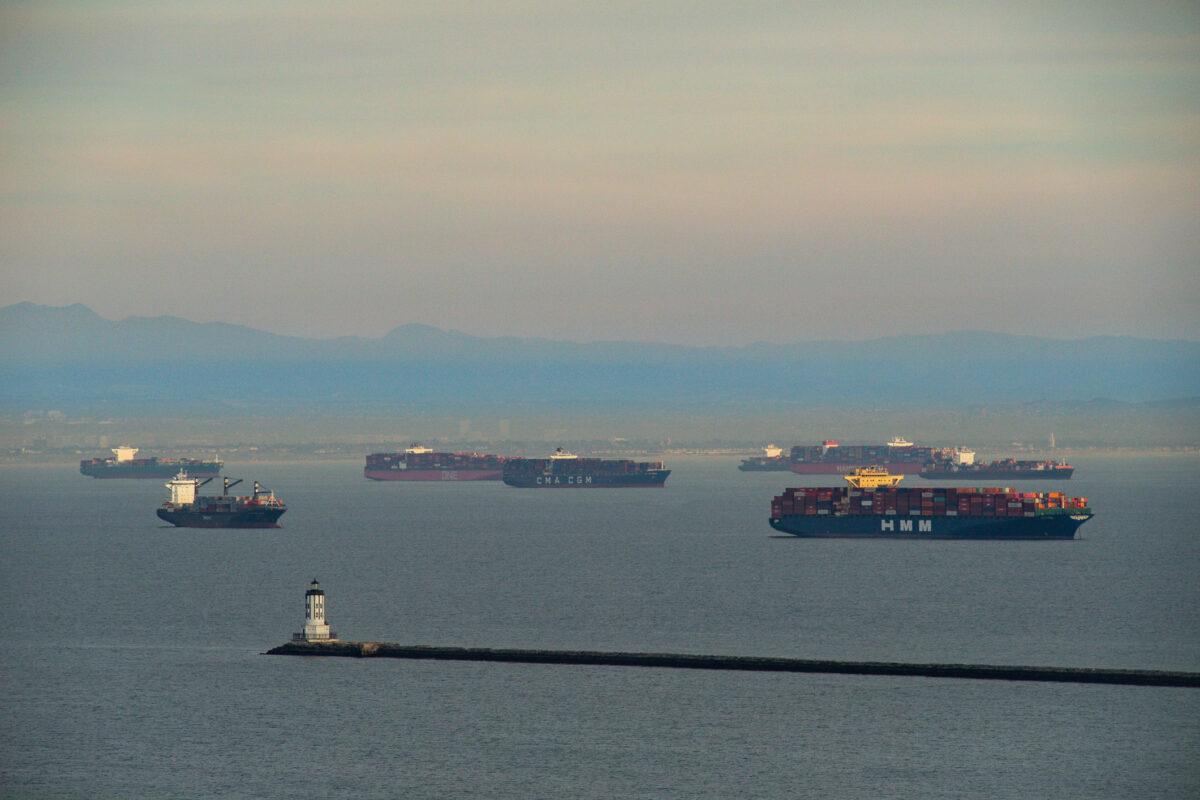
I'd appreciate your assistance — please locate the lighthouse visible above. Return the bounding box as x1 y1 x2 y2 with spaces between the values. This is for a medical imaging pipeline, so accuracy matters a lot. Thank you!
293 579 336 642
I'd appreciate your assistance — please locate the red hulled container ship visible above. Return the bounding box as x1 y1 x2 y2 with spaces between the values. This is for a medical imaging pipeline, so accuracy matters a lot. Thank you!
364 444 506 481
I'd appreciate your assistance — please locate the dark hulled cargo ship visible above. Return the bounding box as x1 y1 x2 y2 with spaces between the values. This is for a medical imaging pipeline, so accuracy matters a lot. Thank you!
920 458 1075 480
157 473 286 528
364 444 506 481
502 449 670 488
738 444 790 472
81 446 222 479
789 437 953 475
769 468 1091 539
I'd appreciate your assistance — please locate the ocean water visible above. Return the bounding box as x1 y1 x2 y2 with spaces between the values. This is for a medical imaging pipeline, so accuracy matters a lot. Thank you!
1 455 1197 798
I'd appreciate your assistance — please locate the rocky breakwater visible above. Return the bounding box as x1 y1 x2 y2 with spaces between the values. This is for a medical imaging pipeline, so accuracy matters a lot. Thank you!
265 641 1200 688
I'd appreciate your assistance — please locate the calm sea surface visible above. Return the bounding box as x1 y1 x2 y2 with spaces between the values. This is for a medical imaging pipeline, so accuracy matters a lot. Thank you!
1 455 1198 798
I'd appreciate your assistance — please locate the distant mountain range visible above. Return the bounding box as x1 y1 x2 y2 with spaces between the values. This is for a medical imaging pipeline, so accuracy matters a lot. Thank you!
2 302 1198 410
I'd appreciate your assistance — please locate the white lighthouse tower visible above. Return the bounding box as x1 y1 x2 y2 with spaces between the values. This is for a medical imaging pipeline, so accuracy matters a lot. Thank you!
293 579 335 642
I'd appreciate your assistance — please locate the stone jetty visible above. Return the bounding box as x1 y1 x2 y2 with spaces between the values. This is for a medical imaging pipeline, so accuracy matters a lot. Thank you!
266 641 1200 688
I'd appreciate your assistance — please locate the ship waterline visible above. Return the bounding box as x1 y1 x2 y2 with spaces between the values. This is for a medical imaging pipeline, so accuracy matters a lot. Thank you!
769 513 1090 539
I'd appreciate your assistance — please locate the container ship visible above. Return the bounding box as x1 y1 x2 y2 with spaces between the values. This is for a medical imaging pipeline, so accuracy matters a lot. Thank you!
769 468 1091 539
920 458 1075 480
738 444 790 472
502 448 670 488
364 444 506 481
157 473 286 528
789 437 954 475
80 446 222 479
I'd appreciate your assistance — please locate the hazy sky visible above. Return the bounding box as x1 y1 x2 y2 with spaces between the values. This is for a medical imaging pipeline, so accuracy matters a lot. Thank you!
2 1 1198 343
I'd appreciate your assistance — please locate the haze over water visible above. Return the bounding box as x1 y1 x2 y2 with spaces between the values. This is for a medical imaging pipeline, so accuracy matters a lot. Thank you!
2 455 1197 797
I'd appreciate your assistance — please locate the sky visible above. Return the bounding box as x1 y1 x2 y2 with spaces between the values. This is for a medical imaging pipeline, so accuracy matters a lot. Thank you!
1 1 1198 344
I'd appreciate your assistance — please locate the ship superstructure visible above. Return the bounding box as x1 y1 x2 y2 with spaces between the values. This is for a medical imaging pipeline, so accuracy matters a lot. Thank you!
842 466 905 489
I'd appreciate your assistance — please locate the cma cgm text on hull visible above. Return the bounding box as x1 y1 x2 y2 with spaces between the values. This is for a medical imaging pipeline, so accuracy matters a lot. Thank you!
502 449 670 488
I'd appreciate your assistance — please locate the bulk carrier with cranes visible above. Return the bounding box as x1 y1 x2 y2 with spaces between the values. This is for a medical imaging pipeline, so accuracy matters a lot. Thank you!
157 472 286 528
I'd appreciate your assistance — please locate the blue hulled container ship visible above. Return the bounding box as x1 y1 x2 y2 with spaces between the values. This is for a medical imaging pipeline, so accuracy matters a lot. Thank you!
502 449 670 488
81 445 222 479
920 457 1075 480
769 468 1092 540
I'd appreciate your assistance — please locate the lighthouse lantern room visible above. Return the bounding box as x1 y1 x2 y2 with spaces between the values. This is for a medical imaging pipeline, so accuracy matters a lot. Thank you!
294 579 335 642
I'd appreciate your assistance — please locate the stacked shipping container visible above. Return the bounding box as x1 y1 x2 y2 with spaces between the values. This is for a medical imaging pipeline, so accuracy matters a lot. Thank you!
365 451 507 471
364 450 507 480
920 458 1075 480
504 457 666 476
771 487 1090 519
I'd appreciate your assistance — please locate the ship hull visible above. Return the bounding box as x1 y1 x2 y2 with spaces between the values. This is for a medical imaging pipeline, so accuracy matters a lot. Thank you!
789 462 925 475
82 462 222 479
364 468 502 481
770 513 1090 539
157 508 285 528
739 460 791 472
921 467 1074 480
503 470 670 488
